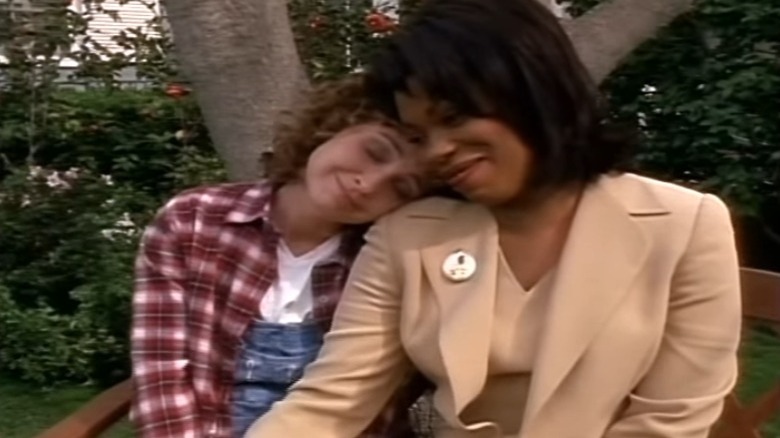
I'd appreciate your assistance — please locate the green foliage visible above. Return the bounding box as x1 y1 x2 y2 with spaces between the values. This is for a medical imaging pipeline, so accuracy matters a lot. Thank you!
0 89 223 194
0 374 133 437
0 90 225 385
566 0 780 225
0 283 126 386
604 0 780 220
290 0 420 81
0 1 225 386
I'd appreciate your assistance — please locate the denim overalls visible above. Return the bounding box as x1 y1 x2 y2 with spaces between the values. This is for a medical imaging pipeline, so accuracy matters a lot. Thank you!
231 319 324 437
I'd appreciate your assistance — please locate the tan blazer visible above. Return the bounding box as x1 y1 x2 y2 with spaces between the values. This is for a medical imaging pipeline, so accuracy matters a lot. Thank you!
246 173 742 438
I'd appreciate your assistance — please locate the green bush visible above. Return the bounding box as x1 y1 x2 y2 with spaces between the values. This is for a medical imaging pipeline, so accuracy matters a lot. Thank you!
0 89 225 386
0 284 127 387
0 1 225 387
588 0 780 220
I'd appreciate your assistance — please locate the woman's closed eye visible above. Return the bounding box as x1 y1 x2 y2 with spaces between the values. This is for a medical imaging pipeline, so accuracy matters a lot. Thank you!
365 140 393 163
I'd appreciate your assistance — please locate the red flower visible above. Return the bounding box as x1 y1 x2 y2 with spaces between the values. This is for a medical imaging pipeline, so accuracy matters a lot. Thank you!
365 11 396 33
165 83 190 99
309 15 326 30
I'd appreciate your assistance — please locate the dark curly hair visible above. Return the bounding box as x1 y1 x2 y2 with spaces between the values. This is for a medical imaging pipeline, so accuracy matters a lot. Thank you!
264 75 398 185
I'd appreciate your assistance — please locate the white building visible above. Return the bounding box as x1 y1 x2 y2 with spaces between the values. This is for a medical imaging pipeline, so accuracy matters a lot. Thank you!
1 0 163 84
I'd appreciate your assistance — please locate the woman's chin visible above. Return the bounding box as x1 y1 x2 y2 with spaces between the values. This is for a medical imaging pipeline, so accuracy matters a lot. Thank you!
462 190 516 208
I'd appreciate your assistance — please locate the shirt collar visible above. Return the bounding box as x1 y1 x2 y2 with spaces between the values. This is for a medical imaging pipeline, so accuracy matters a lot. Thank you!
329 227 366 267
223 181 274 224
223 180 366 267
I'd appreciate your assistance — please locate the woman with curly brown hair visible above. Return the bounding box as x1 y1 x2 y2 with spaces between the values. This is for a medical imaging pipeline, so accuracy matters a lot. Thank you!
129 75 431 438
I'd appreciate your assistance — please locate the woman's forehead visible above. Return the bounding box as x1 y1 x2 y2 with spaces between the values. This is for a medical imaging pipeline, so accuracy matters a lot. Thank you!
393 90 439 126
395 77 490 119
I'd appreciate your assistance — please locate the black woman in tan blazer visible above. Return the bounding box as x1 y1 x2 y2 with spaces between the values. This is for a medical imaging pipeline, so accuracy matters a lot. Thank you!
246 1 742 437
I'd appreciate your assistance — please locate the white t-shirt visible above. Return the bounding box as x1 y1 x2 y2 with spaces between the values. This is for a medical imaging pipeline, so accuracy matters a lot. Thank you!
259 235 342 323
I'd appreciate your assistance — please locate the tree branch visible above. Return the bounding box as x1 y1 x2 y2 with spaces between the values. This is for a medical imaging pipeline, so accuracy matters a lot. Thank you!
563 0 695 84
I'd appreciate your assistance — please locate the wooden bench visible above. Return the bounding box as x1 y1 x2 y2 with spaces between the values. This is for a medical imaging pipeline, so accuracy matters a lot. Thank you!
710 268 780 438
35 268 780 438
35 378 132 438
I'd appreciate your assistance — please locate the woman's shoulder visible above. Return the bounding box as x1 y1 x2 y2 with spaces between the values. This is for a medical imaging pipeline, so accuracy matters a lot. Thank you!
154 180 272 224
382 196 491 226
603 172 729 216
372 196 488 244
393 196 474 217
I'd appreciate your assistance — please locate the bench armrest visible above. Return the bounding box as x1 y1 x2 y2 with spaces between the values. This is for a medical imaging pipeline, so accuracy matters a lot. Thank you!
35 379 132 438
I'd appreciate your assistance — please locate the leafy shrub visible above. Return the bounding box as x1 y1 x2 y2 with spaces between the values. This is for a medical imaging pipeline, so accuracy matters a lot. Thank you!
605 0 780 220
0 284 127 387
0 1 228 386
0 90 225 386
565 0 780 268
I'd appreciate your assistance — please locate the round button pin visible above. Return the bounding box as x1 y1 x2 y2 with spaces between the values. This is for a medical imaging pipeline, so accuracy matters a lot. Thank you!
442 250 476 282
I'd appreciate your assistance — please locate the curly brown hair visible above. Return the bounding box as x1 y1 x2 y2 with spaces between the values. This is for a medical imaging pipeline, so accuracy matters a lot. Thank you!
263 74 397 185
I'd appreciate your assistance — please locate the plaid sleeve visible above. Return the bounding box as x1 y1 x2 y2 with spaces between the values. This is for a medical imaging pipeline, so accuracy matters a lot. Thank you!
359 373 434 438
130 197 201 438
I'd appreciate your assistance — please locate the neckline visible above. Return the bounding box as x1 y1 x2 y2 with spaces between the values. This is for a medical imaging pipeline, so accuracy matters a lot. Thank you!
278 234 342 263
498 249 556 294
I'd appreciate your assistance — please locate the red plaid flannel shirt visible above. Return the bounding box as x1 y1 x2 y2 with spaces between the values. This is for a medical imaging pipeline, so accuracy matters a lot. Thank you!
131 182 420 438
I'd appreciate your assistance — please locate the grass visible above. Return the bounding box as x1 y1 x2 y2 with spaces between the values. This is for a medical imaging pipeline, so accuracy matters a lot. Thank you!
737 327 780 438
0 375 132 438
1 327 778 438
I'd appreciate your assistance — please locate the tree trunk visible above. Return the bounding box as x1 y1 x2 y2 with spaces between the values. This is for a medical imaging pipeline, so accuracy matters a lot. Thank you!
161 0 308 181
562 0 695 84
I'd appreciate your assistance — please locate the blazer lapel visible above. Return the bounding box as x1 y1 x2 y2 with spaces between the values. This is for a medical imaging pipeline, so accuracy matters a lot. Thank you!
418 203 500 420
522 176 654 430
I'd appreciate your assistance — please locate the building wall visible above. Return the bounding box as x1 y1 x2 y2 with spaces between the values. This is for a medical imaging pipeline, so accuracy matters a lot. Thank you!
1 0 161 85
75 0 161 55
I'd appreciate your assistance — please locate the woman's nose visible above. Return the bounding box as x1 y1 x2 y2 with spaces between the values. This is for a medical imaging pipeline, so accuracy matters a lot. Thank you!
424 132 457 166
352 172 381 195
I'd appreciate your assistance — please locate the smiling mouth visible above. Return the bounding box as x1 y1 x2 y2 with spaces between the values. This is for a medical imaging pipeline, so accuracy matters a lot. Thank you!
443 158 483 186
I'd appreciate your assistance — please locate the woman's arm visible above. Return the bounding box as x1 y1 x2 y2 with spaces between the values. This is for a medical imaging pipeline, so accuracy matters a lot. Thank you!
604 194 742 437
131 198 201 438
245 217 416 438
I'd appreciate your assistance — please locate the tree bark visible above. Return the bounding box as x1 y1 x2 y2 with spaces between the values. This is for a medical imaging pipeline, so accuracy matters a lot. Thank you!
562 0 695 84
161 0 308 181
